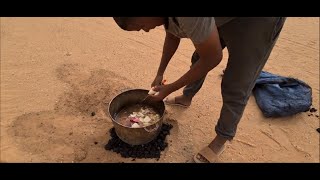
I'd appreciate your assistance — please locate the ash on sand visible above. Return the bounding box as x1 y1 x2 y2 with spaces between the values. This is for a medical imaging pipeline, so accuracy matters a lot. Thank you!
105 123 173 160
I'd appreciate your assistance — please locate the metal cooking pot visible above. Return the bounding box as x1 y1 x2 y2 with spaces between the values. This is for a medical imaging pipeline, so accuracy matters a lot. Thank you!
108 89 165 145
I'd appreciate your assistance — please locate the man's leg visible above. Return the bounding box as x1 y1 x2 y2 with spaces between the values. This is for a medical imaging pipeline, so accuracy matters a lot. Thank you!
164 37 226 107
195 17 286 162
184 36 227 97
216 17 286 139
183 51 206 97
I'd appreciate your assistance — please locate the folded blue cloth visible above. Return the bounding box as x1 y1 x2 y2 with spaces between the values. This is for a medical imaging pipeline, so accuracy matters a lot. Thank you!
253 71 312 118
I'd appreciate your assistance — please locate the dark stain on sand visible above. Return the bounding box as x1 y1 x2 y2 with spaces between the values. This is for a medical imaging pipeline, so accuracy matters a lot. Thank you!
7 63 133 162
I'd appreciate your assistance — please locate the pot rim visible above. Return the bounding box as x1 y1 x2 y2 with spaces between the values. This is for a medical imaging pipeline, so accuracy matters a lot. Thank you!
108 88 165 129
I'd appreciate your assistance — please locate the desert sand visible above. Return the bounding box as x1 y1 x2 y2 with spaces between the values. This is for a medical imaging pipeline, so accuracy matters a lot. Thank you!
1 17 319 162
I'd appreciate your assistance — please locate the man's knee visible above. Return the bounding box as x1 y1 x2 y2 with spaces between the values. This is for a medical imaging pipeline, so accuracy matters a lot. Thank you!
221 80 252 106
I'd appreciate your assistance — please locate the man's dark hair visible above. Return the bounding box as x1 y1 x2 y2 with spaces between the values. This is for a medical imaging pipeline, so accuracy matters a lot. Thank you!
113 17 136 30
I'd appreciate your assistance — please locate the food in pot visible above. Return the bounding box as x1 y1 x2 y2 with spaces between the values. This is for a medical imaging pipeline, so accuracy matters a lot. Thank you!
115 104 161 128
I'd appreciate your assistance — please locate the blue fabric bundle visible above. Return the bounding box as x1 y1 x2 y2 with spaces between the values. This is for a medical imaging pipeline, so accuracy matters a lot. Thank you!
253 71 312 118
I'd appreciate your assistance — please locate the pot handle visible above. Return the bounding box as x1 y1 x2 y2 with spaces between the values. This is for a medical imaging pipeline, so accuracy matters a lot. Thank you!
144 123 159 133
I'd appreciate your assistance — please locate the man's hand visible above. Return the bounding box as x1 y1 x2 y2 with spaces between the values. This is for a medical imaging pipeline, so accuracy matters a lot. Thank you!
151 75 163 87
147 84 174 102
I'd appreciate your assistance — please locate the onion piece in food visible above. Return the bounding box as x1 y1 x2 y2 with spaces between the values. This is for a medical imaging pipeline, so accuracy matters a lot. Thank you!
131 123 140 128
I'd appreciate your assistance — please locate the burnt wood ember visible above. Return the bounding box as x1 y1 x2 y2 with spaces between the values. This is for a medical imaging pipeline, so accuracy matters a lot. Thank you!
105 123 173 159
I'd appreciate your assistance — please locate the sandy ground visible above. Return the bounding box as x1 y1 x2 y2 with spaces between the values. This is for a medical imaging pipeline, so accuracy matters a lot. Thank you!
1 17 319 163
